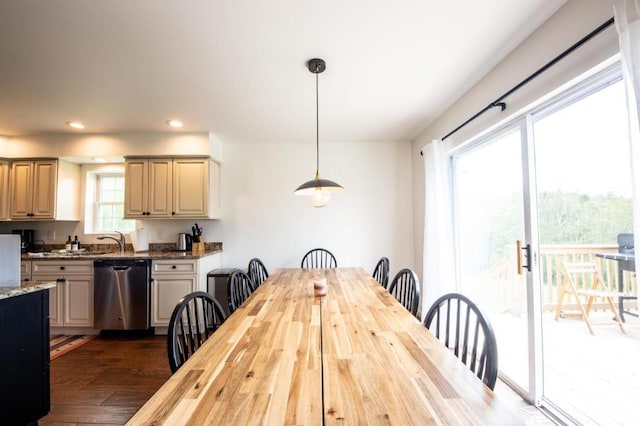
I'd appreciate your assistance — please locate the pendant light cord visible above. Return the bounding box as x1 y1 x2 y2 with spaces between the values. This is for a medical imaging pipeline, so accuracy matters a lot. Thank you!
315 68 320 176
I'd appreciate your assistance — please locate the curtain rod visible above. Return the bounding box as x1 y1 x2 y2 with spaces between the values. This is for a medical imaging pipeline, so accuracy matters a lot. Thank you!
420 17 615 155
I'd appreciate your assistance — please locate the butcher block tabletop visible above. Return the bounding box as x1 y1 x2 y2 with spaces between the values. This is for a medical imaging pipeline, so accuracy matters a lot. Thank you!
128 267 518 425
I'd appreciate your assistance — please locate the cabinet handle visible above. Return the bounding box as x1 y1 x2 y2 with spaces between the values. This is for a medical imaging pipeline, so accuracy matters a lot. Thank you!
60 266 65 270
172 265 177 269
172 212 175 215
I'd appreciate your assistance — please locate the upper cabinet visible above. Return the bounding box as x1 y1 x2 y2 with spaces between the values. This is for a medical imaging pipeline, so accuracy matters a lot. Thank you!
0 159 9 220
9 159 80 221
124 156 220 219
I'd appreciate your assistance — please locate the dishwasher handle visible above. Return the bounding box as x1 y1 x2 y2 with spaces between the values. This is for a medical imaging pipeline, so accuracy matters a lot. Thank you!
111 266 132 271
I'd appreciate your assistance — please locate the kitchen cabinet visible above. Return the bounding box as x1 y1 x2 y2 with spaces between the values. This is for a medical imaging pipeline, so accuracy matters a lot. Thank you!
9 158 81 220
151 259 198 326
124 156 220 219
21 260 32 283
32 260 93 328
0 289 50 424
151 254 221 329
124 157 173 218
0 158 9 220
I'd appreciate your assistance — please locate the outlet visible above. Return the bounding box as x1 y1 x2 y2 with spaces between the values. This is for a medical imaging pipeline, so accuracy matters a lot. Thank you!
46 229 56 241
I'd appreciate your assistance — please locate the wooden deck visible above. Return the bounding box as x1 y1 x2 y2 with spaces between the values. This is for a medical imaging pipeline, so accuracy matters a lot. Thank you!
492 310 640 425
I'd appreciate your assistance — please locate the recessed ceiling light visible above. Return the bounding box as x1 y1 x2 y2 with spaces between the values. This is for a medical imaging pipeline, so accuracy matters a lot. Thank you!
66 121 85 129
166 119 184 128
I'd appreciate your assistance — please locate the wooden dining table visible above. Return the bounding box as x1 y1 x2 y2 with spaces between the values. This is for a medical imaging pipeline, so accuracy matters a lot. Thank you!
128 267 519 425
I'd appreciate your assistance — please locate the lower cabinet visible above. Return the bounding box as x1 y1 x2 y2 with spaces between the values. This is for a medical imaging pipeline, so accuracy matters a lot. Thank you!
0 289 50 424
32 260 93 328
151 273 197 326
151 259 198 327
151 254 220 328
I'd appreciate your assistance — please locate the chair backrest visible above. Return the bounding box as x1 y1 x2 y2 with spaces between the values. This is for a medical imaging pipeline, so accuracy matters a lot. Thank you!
372 257 390 289
167 291 227 374
617 233 634 253
388 268 420 317
301 248 337 268
423 293 498 390
247 258 269 290
227 270 254 314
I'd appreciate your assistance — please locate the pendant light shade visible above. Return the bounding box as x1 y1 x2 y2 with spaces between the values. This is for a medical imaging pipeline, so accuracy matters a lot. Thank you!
294 58 343 207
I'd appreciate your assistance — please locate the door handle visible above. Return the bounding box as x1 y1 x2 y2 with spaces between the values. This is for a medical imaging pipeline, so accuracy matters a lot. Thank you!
517 240 532 274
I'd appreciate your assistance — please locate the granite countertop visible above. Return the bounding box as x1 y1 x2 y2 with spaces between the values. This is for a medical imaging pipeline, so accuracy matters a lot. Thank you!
0 281 56 300
22 242 222 261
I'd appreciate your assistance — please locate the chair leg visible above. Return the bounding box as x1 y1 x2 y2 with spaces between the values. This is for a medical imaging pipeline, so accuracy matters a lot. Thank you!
577 296 595 335
555 279 567 320
605 295 626 333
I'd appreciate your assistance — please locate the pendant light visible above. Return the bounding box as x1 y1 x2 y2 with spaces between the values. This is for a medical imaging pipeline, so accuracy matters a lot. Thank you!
294 58 343 207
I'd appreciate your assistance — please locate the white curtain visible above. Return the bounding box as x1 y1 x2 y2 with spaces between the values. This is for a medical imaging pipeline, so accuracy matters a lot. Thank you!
614 1 640 307
421 139 456 319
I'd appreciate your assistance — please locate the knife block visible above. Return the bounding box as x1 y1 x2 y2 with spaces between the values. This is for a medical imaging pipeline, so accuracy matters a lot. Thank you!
191 242 205 254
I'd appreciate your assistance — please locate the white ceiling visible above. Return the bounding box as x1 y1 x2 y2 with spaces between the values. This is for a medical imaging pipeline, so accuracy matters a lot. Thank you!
0 0 566 144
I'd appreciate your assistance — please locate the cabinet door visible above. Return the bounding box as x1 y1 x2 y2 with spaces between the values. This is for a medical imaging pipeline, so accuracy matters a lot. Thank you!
10 160 33 219
148 159 172 217
64 276 93 327
0 160 9 220
151 275 196 326
47 279 64 327
20 261 31 283
172 158 208 217
124 159 149 218
31 160 57 219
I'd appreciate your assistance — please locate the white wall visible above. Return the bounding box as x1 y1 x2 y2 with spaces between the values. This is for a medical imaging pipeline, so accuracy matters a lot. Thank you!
411 0 619 303
218 140 414 271
0 132 415 274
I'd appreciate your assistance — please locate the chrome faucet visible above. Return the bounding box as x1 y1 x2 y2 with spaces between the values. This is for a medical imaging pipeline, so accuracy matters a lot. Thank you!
97 231 126 253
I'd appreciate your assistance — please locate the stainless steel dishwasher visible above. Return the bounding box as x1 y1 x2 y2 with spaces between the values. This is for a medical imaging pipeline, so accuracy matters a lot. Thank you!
94 259 151 330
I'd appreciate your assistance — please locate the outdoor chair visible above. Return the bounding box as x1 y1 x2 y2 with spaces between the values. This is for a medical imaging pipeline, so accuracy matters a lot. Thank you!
555 260 625 334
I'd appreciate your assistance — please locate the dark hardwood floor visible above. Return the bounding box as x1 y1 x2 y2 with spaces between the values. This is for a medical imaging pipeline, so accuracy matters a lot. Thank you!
41 333 170 425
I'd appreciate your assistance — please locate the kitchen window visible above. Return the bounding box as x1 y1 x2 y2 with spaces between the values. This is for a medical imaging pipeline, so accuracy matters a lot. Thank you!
85 170 135 234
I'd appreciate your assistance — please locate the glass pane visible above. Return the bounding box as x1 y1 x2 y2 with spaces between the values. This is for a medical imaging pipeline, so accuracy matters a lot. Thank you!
99 205 113 217
534 80 637 424
454 127 529 390
115 177 125 191
101 177 116 191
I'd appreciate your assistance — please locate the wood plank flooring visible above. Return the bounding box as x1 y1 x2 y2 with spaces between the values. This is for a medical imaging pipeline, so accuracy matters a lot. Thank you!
40 333 170 425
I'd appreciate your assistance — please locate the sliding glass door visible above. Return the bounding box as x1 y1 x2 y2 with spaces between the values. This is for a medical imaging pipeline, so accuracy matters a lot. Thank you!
532 76 636 424
450 63 638 423
453 123 536 395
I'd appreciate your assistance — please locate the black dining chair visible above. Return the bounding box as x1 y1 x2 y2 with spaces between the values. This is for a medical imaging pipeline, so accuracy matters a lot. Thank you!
372 257 390 289
167 291 227 374
301 248 337 268
423 293 499 390
227 270 254 314
388 268 420 317
247 258 269 290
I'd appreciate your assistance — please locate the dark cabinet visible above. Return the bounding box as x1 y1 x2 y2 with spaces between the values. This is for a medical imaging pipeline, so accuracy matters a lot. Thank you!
0 289 50 425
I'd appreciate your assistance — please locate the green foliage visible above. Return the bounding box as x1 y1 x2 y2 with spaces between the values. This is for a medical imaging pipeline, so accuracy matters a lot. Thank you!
537 192 633 244
482 191 633 266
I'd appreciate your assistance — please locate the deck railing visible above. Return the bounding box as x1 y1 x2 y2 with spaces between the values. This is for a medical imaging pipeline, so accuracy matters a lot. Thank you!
482 244 637 313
